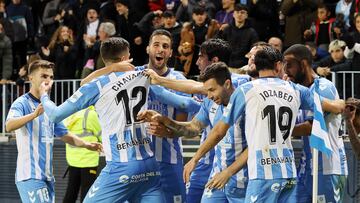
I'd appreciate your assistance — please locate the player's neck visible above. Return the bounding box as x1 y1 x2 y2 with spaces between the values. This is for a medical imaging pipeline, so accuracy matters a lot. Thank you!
148 63 168 76
302 69 317 87
258 70 278 78
29 88 41 100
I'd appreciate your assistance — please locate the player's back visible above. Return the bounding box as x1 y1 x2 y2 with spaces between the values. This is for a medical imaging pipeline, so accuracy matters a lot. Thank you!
241 77 303 180
89 71 153 163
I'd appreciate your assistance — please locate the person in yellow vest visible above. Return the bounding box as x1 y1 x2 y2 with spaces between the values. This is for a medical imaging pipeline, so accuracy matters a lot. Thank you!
63 106 102 203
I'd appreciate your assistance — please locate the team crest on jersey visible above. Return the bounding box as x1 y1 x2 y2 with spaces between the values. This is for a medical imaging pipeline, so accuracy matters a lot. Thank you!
119 175 130 183
271 183 281 193
203 188 213 198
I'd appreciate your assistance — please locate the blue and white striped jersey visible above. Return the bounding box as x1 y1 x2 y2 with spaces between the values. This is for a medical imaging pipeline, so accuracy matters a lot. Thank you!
198 73 250 165
6 93 68 182
55 71 153 162
298 78 348 177
196 98 248 188
222 77 314 180
138 66 191 164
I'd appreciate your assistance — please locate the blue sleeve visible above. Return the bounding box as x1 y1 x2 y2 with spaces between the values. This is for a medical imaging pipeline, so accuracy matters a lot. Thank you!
41 80 100 123
221 87 246 126
149 85 200 112
296 84 314 110
194 99 211 126
6 100 24 121
54 122 68 137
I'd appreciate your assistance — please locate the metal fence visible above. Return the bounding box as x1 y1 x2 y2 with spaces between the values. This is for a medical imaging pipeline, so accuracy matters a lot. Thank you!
1 80 81 135
0 72 359 135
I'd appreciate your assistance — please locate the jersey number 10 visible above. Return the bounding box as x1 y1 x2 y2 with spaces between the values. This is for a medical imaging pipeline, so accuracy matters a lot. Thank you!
115 86 147 125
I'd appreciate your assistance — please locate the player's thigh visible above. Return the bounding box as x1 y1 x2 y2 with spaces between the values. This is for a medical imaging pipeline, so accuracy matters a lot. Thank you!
225 186 246 203
201 188 228 203
294 178 312 203
278 178 297 203
133 184 165 203
16 179 54 203
245 179 290 203
158 162 186 203
318 174 347 203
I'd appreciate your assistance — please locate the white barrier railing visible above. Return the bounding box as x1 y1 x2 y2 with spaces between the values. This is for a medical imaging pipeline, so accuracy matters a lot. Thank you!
331 71 360 100
1 80 81 135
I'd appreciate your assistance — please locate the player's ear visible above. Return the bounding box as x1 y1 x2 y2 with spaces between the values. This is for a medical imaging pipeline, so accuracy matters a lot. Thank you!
225 79 231 89
146 46 150 54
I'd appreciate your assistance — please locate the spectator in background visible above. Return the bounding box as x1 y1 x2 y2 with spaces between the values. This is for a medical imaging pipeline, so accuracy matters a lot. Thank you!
176 0 216 22
217 4 258 71
0 21 12 84
336 0 352 28
81 22 116 78
249 0 279 41
114 0 146 66
99 0 118 23
161 10 182 67
344 13 360 98
41 25 77 79
6 0 34 80
0 0 14 41
268 36 283 52
42 0 75 43
215 0 235 26
349 0 360 31
305 41 330 64
280 0 317 48
344 98 360 158
178 6 218 77
304 4 336 51
63 106 102 203
135 10 164 50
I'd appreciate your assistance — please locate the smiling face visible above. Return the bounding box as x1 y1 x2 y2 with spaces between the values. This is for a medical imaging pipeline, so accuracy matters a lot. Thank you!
203 78 232 105
87 9 98 23
147 35 172 71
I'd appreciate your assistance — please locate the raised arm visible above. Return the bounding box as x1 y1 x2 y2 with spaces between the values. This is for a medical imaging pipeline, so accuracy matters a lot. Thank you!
321 98 345 114
80 59 135 86
5 104 44 132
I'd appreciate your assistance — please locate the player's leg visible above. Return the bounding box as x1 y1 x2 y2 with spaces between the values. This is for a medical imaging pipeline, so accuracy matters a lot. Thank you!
278 178 297 203
225 185 246 203
186 162 212 203
200 188 228 203
158 161 186 203
294 173 312 203
83 163 131 203
79 167 98 202
317 174 346 203
16 179 54 203
245 179 285 202
63 166 81 203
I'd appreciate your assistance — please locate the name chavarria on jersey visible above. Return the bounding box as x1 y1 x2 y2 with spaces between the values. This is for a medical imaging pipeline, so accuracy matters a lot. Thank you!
222 77 314 180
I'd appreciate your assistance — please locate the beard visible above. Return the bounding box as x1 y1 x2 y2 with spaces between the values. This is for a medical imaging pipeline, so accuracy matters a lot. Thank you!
293 71 306 84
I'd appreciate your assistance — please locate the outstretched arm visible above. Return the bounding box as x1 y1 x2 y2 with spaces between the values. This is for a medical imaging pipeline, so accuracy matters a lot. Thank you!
145 69 206 95
61 133 102 151
150 85 200 113
321 98 345 114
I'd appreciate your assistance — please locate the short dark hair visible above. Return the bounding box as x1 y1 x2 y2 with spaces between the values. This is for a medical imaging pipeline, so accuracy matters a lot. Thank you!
100 37 130 63
192 6 206 15
317 3 329 11
254 46 283 71
283 44 313 66
28 60 55 75
234 4 248 12
149 29 173 45
163 10 175 18
200 39 231 64
199 62 231 85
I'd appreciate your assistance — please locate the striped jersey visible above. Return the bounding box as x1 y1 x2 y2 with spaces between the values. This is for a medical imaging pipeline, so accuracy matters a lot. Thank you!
298 78 348 178
6 93 68 182
64 71 153 163
222 77 314 180
196 98 248 188
138 65 191 164
198 73 250 165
